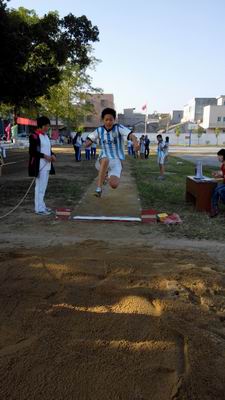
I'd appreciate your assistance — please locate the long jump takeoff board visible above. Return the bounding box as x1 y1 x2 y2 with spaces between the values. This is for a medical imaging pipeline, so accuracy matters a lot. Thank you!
73 215 142 222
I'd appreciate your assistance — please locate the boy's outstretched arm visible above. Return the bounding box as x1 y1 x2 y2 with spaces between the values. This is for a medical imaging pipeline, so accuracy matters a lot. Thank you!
128 132 139 152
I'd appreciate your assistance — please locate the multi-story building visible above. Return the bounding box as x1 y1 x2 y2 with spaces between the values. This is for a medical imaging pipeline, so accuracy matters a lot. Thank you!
201 95 225 133
118 108 145 127
83 93 114 130
170 110 183 125
118 109 159 132
182 97 217 123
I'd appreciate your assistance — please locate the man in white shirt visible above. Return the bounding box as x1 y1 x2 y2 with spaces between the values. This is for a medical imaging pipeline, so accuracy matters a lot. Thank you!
28 116 56 215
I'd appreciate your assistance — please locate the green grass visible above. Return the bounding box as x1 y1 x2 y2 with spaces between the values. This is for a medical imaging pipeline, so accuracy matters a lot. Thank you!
129 155 225 240
0 157 97 209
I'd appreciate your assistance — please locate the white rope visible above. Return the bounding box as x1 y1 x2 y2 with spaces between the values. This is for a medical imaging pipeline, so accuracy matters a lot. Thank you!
0 157 53 220
0 178 35 219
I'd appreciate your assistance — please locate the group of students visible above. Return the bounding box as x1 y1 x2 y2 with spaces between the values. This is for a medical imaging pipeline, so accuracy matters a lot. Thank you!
72 131 96 162
28 109 225 217
128 134 150 159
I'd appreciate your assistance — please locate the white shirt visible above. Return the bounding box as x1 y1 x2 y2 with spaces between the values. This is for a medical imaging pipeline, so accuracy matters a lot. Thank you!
75 136 82 147
39 134 51 171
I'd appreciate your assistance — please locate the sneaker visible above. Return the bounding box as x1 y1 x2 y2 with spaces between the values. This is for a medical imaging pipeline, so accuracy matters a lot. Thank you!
94 188 102 198
45 207 53 212
35 210 52 216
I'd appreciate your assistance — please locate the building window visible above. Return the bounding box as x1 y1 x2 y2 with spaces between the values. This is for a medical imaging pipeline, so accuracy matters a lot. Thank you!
224 101 225 106
223 117 225 122
217 117 221 122
87 116 92 122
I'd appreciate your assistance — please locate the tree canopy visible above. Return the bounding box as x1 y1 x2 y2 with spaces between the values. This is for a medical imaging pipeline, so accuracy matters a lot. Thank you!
38 63 101 130
0 1 99 108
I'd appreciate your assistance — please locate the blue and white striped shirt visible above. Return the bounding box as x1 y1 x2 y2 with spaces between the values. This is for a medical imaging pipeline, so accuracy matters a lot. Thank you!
88 124 131 160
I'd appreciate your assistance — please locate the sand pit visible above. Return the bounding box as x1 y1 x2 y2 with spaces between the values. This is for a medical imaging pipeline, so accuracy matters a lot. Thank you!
1 242 225 400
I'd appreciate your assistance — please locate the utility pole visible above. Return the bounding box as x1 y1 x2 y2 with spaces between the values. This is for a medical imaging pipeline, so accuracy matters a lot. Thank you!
144 113 147 135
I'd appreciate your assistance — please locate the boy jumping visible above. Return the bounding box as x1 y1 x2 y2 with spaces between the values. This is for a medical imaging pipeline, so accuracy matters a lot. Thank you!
85 108 139 197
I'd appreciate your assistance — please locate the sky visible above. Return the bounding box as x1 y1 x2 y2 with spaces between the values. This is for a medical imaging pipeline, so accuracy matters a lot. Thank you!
7 0 225 114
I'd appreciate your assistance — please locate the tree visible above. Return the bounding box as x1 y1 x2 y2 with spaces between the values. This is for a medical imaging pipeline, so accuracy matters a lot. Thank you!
215 128 221 145
0 103 14 119
38 63 101 131
0 2 99 112
175 126 181 144
193 126 205 144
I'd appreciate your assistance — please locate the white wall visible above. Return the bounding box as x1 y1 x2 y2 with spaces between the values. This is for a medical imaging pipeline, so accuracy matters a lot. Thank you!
80 131 225 146
135 132 225 146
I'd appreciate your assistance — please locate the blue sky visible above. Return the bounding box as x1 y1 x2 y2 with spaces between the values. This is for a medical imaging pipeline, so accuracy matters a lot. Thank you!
8 0 225 114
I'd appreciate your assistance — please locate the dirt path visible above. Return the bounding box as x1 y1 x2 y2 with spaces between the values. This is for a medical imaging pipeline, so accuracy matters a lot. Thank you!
1 147 225 400
73 163 141 219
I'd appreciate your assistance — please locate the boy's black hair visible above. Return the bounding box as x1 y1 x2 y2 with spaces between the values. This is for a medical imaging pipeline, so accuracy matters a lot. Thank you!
101 108 116 120
156 134 162 139
37 116 50 128
165 136 169 141
217 148 225 160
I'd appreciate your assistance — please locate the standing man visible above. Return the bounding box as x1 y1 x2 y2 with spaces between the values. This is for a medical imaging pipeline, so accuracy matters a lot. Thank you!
5 122 11 142
28 116 56 215
91 142 97 159
156 134 166 180
11 123 18 143
144 135 150 159
72 130 82 161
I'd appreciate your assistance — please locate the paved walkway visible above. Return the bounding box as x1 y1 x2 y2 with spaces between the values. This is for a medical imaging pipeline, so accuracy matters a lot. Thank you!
173 153 218 167
73 161 142 220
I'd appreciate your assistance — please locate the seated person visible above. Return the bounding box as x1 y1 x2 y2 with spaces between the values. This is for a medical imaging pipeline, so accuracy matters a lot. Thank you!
210 148 225 217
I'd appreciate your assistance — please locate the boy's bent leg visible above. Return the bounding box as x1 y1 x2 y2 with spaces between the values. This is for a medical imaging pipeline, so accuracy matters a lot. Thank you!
108 175 120 189
108 159 122 189
97 158 109 188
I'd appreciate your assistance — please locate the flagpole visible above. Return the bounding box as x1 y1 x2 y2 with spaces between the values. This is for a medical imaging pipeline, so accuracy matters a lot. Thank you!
142 103 148 135
144 104 147 135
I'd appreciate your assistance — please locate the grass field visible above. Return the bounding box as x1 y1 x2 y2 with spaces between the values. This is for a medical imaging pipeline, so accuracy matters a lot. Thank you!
130 155 225 240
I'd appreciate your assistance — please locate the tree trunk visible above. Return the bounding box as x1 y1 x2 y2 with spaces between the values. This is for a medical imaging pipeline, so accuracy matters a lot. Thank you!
13 106 18 124
55 115 59 130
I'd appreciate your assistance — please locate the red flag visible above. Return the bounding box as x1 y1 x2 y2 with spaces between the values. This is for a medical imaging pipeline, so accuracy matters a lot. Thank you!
142 104 147 111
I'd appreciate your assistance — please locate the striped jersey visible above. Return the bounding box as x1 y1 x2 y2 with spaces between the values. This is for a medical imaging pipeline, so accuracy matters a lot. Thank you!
157 140 166 158
88 124 131 160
